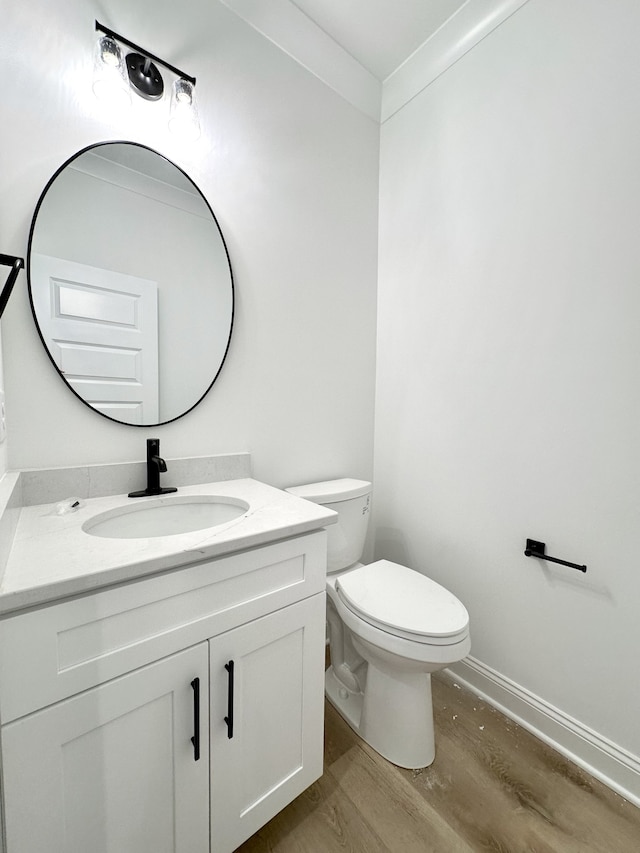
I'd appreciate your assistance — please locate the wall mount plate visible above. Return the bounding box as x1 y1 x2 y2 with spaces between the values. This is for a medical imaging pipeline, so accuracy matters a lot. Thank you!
126 53 164 100
525 538 545 557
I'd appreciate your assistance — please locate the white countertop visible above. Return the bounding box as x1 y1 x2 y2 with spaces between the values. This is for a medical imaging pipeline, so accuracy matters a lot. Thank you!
0 478 336 615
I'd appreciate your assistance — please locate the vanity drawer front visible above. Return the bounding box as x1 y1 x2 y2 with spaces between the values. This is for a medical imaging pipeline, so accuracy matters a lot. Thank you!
0 531 326 723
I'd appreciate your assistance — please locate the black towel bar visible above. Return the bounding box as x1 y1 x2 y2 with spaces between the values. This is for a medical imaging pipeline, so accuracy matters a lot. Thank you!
0 254 24 319
524 539 587 573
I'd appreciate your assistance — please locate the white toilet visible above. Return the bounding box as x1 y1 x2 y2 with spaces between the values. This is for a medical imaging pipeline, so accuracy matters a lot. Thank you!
286 478 470 769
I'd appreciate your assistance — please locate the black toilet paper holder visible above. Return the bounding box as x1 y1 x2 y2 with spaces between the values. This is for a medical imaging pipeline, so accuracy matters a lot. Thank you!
524 539 587 573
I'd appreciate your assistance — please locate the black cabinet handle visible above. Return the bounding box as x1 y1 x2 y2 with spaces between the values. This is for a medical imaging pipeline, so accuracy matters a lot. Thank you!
190 677 200 761
224 660 235 739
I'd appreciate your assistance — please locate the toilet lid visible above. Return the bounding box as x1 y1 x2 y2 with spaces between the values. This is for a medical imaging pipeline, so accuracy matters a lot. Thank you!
336 560 469 643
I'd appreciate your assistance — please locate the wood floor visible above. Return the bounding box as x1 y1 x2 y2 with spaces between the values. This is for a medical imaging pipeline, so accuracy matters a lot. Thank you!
237 671 640 852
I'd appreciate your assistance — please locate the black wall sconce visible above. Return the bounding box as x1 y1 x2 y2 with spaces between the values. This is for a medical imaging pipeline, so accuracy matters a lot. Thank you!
93 21 200 140
0 255 24 319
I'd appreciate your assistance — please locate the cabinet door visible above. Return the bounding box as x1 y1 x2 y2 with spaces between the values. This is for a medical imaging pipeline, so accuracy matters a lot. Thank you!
1 644 209 853
209 593 326 853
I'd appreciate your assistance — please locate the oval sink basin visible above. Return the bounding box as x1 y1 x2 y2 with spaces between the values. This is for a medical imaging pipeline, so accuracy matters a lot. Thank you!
82 495 250 539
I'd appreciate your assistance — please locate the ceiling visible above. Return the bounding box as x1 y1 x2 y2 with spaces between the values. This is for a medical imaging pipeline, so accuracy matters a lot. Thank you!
219 0 528 121
288 0 468 80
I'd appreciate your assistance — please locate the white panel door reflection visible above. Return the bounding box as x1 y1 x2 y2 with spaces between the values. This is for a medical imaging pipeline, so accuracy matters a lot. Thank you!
31 254 159 424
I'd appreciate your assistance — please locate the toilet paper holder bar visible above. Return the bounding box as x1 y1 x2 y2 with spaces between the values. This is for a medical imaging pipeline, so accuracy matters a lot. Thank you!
524 539 587 573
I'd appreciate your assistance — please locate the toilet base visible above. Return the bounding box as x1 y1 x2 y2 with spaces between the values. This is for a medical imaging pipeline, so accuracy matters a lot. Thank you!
325 663 435 770
325 664 364 732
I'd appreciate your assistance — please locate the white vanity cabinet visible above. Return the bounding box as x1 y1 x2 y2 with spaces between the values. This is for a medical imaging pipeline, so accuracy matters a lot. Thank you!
1 644 210 853
0 530 327 853
209 595 325 852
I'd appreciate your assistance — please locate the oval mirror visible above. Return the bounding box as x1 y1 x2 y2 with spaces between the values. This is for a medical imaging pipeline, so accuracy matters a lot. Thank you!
27 142 234 426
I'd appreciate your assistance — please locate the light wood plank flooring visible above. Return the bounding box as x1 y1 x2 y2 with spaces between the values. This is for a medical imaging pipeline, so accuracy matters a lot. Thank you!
237 671 640 852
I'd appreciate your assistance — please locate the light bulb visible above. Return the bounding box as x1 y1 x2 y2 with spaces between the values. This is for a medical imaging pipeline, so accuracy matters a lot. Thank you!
100 37 120 67
93 35 131 106
169 78 200 140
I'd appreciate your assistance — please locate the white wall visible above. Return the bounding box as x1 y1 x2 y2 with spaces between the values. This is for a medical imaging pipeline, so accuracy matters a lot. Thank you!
376 0 640 790
0 327 7 478
0 0 378 488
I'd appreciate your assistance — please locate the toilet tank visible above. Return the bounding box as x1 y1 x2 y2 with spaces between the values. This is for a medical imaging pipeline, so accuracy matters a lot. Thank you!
285 479 371 573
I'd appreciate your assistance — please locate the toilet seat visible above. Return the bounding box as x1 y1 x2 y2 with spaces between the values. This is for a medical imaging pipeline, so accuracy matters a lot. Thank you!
335 560 469 646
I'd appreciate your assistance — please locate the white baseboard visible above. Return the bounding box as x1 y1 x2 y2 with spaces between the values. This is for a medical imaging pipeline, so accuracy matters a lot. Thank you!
447 656 640 808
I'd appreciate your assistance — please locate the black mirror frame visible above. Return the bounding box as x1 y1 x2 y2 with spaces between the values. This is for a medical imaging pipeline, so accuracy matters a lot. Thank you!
27 141 234 427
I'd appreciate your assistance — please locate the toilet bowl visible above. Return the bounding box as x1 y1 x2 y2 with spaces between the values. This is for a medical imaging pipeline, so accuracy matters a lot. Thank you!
286 479 470 769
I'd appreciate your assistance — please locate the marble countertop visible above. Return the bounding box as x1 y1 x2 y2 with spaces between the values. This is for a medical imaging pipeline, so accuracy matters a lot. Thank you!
0 478 336 615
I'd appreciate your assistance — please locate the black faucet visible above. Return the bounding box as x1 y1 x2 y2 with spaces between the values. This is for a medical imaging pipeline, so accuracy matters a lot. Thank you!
128 438 178 498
